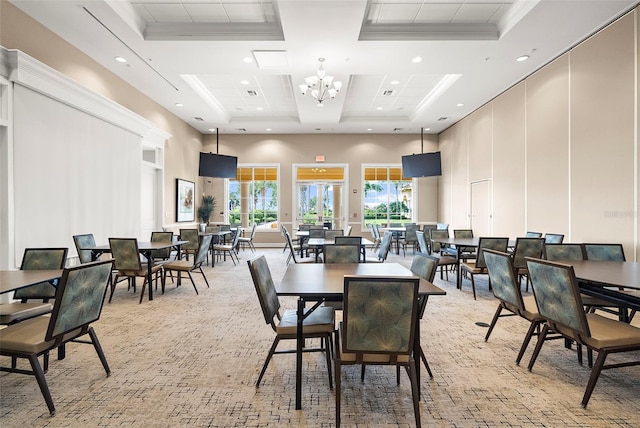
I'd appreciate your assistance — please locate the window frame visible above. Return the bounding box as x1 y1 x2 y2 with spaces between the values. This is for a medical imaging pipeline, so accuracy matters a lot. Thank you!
227 163 280 233
361 163 415 229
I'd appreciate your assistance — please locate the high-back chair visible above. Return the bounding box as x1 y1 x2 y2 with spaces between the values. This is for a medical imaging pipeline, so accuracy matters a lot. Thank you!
544 233 564 243
150 231 175 262
483 249 546 364
0 259 113 415
0 248 68 325
162 234 213 295
526 258 640 408
213 228 241 265
73 233 96 264
544 243 585 261
525 231 543 238
238 223 257 252
416 230 429 254
410 252 439 377
108 238 164 303
369 224 381 251
399 223 420 256
178 229 200 260
583 243 626 261
426 229 457 280
247 255 334 387
451 229 476 260
323 244 360 264
370 230 393 262
460 237 509 299
511 237 545 291
335 276 421 427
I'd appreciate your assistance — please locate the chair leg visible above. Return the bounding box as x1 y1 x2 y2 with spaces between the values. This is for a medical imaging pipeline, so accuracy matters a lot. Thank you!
139 277 147 304
485 305 503 342
527 325 550 371
28 354 55 415
335 358 342 428
256 338 280 386
324 334 333 390
198 266 210 288
88 326 111 376
581 349 608 408
516 320 541 365
187 272 198 295
408 359 422 428
470 274 476 300
419 346 433 378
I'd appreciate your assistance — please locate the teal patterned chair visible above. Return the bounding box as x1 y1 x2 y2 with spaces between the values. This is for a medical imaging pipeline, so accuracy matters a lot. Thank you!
526 258 640 408
460 237 509 299
483 249 547 364
108 238 164 304
0 259 113 415
237 223 257 252
525 231 543 238
0 248 68 325
583 243 625 261
410 252 438 377
179 228 199 261
335 276 421 427
247 255 334 387
544 233 564 243
397 223 419 256
428 229 457 281
323 244 360 264
512 237 544 291
369 224 381 251
544 243 585 261
368 230 393 263
449 229 476 260
73 234 96 264
161 234 213 295
150 231 175 263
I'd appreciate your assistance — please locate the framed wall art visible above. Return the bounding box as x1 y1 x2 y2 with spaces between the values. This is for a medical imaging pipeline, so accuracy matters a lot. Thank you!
176 178 195 222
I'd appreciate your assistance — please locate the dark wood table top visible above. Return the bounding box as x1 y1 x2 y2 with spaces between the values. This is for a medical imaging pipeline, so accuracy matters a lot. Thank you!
0 269 63 294
306 237 374 246
430 237 516 247
86 240 189 252
568 260 640 290
277 263 446 298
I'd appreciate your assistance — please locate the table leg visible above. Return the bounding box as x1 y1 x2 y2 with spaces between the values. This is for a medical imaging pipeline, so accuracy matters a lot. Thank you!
456 247 462 289
414 300 421 400
144 250 154 301
296 297 304 410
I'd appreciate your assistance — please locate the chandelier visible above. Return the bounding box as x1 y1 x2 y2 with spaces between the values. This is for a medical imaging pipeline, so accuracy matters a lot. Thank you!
299 58 342 106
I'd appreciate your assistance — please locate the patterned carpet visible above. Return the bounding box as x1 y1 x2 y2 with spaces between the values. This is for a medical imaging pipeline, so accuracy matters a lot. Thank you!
1 246 640 427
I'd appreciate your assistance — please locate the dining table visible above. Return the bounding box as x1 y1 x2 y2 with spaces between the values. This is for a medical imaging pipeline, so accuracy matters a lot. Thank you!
305 237 374 262
380 226 407 254
0 269 63 295
430 237 516 289
277 262 446 410
85 240 188 301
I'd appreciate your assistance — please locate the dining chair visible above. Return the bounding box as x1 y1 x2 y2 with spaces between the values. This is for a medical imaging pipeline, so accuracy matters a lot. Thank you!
526 257 640 408
238 223 257 252
345 225 352 236
544 233 564 243
436 222 449 230
73 233 96 264
213 228 241 265
247 255 334 387
284 229 314 264
583 243 625 261
511 237 544 291
369 224 381 251
525 231 543 238
426 229 457 280
399 223 420 256
108 238 164 303
0 247 68 325
483 249 547 364
0 259 113 415
325 229 344 241
334 275 421 427
368 230 392 262
161 234 213 295
410 252 438 377
450 229 476 260
323 244 360 264
150 231 175 263
544 243 585 261
460 237 509 299
178 228 199 261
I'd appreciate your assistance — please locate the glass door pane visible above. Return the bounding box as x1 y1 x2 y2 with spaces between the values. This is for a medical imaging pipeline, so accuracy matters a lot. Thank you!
296 181 344 229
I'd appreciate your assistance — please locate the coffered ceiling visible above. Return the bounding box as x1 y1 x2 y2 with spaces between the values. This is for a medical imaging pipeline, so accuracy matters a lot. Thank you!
9 0 638 134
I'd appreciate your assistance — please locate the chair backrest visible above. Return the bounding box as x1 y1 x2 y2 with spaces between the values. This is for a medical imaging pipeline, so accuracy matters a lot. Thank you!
150 231 174 259
45 259 112 341
454 229 473 238
284 229 300 263
248 223 257 239
345 225 352 236
512 237 545 269
194 234 213 267
476 237 509 269
108 238 142 271
230 228 241 248
483 249 524 311
73 233 96 264
335 236 362 245
298 224 311 231
247 255 280 329
377 231 393 261
220 224 231 231
325 230 344 241
15 247 69 300
342 276 419 355
525 231 543 238
179 229 200 251
310 225 325 230
583 243 626 261
544 243 585 261
436 223 449 230
370 224 380 240
415 231 428 254
405 223 419 242
205 225 221 234
544 233 564 244
410 252 438 283
324 244 360 263
430 229 449 253
309 228 326 239
527 258 590 338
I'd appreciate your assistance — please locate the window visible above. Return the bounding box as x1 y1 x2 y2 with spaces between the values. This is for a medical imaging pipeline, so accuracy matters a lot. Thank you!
228 165 279 231
362 165 413 228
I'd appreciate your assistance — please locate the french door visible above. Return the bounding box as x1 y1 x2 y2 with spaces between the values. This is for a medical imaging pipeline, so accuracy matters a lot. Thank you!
294 165 347 230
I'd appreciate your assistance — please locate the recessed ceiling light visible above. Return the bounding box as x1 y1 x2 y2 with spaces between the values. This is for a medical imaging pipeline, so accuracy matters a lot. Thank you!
424 128 431 131
266 128 272 131
456 103 464 107
175 103 183 107
208 128 215 132
367 128 373 131
391 80 400 85
243 57 253 63
257 107 263 111
240 80 250 85
376 107 383 110
412 56 423 63
114 56 127 63
317 103 324 107
516 55 529 62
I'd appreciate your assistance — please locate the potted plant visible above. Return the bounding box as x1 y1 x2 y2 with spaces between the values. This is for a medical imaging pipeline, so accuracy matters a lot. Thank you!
197 195 216 231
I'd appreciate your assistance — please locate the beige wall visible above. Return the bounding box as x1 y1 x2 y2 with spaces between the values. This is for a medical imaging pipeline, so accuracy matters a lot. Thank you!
202 133 439 244
439 8 639 260
1 2 203 226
